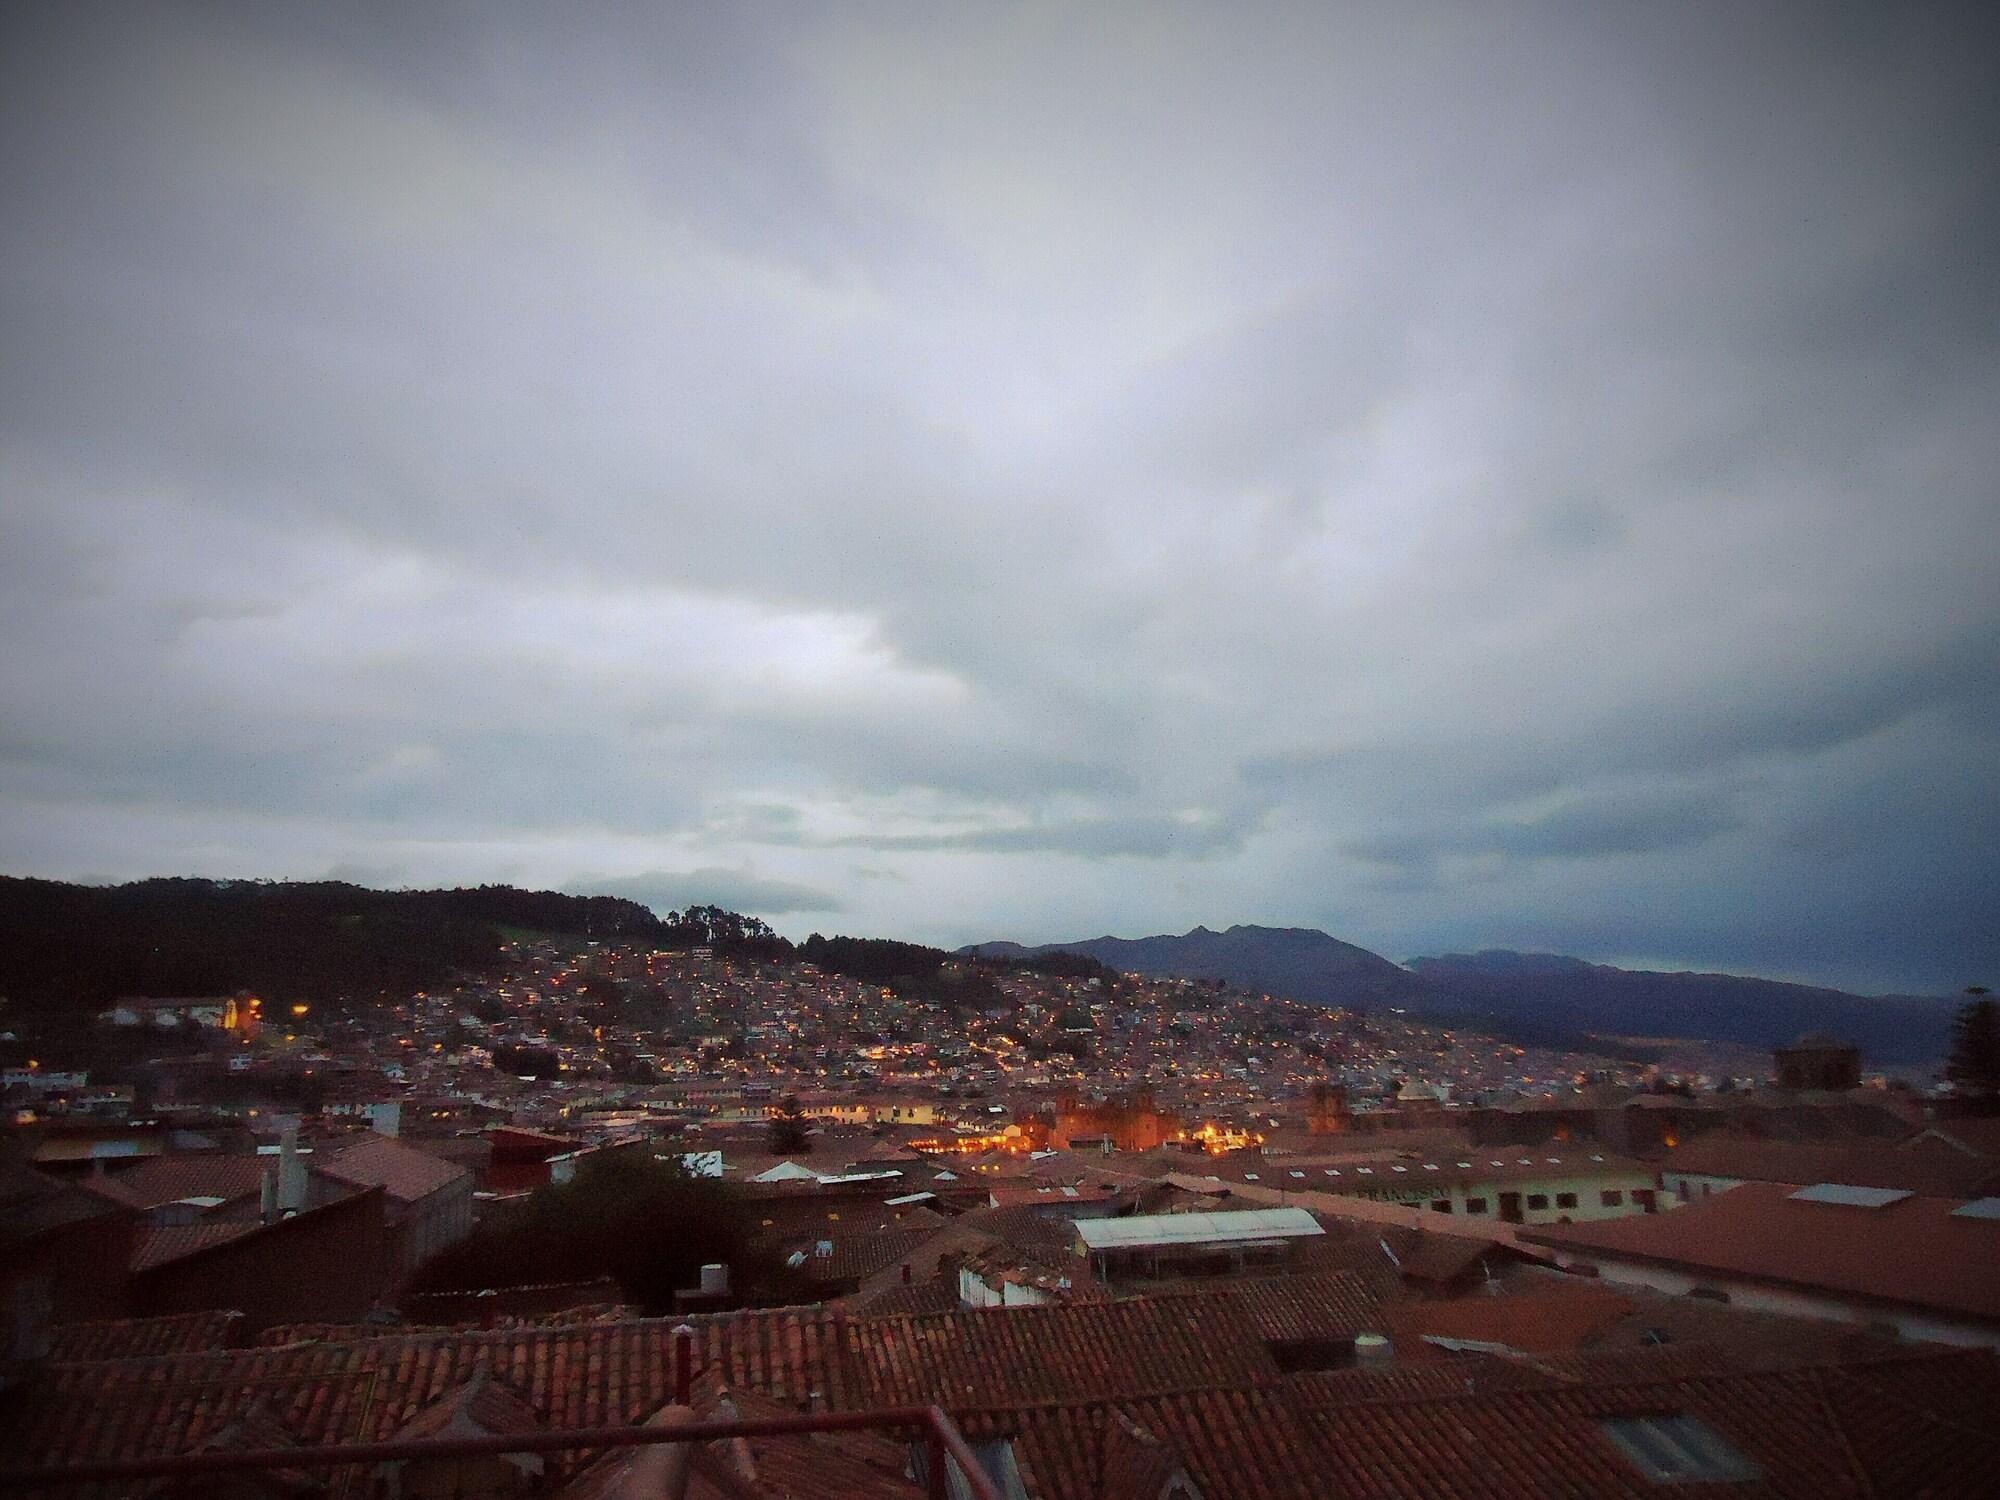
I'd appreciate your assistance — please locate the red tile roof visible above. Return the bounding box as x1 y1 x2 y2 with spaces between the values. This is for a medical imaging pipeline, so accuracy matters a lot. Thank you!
130 1220 260 1272
842 1280 960 1318
1661 1134 2000 1197
87 1156 268 1211
1382 1285 1635 1358
8 1303 1997 1498
800 1227 943 1285
1296 1367 1877 1498
391 1368 544 1443
1143 1270 1391 1343
49 1310 244 1363
1524 1182 2000 1323
555 1371 926 1500
316 1134 468 1204
0 1274 1379 1473
1007 1349 2000 1500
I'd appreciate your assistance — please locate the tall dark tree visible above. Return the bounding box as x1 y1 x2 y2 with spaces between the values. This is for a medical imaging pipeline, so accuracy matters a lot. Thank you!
767 1092 811 1155
407 1151 771 1313
1946 988 2000 1103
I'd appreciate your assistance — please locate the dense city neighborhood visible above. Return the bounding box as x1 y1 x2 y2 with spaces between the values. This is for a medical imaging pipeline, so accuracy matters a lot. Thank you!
6 923 1998 1497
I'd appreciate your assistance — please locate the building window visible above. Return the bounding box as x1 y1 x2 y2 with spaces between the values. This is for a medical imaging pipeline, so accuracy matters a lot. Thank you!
1431 1200 1453 1213
1527 1194 1549 1211
1600 1414 1758 1483
1556 1192 1578 1209
1466 1197 1488 1214
1600 1190 1623 1207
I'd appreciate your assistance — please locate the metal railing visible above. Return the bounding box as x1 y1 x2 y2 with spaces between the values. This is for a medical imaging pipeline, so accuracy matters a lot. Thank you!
0 1404 1005 1500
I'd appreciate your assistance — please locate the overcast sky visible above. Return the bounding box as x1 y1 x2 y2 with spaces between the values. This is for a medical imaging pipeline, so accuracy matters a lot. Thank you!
2 3 1994 993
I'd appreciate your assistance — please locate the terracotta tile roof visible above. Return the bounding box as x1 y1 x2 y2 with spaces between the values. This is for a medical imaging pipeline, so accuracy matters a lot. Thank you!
745 1189 950 1243
1098 1410 1204 1500
955 1204 1090 1264
1524 1181 2000 1323
1005 1335 2000 1499
843 1201 1092 1304
0 1273 1386 1473
391 1368 544 1443
1295 1359 2000 1499
50 1310 244 1363
130 1220 260 1271
555 1372 926 1500
9 1304 1996 1497
1382 1285 1635 1358
1660 1134 2000 1197
693 1381 927 1500
1290 1216 1497 1295
1144 1270 1391 1342
1109 1387 1322 1500
800 1228 941 1285
1582 1282 1904 1363
87 1156 269 1211
848 1294 1282 1409
842 1279 960 1318
316 1133 469 1204
152 1394 319 1497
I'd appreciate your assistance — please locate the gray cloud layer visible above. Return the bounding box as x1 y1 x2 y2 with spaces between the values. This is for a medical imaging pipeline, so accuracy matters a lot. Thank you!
2 2 1995 993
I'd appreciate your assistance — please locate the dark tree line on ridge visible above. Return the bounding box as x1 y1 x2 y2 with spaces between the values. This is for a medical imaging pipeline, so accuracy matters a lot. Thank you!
0 876 1116 1031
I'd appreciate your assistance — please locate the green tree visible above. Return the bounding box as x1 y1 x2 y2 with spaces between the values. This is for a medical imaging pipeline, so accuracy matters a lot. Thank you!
409 1151 763 1313
1946 988 2000 1102
767 1092 811 1155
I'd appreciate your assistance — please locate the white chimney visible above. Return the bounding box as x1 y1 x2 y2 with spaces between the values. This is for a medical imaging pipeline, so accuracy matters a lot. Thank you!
699 1263 730 1296
278 1126 307 1213
1354 1333 1392 1365
260 1166 278 1223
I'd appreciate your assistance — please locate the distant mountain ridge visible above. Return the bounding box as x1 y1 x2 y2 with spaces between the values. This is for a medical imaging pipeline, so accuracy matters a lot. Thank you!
967 924 1429 1007
1407 949 1956 1066
966 926 1957 1066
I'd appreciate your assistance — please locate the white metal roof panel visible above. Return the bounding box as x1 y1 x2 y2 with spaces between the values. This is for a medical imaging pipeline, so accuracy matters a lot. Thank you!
1950 1197 2000 1220
1075 1206 1325 1251
1789 1182 1912 1208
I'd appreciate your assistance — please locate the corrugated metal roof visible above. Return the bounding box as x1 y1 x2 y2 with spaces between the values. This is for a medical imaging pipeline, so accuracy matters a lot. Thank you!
1788 1183 1912 1208
1076 1207 1324 1250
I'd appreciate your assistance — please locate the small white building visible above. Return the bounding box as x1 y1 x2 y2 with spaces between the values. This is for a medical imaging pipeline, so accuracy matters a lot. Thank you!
1077 1206 1324 1282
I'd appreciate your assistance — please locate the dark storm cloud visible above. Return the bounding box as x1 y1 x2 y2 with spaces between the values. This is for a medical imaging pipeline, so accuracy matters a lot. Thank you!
1 1 1995 991
1348 786 1743 869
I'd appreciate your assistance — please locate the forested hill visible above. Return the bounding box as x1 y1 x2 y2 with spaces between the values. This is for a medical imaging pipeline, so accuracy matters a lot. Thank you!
0 877 731 1012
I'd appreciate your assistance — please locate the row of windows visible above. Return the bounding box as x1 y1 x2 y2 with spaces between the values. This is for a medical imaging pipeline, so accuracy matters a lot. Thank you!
1430 1188 1629 1215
